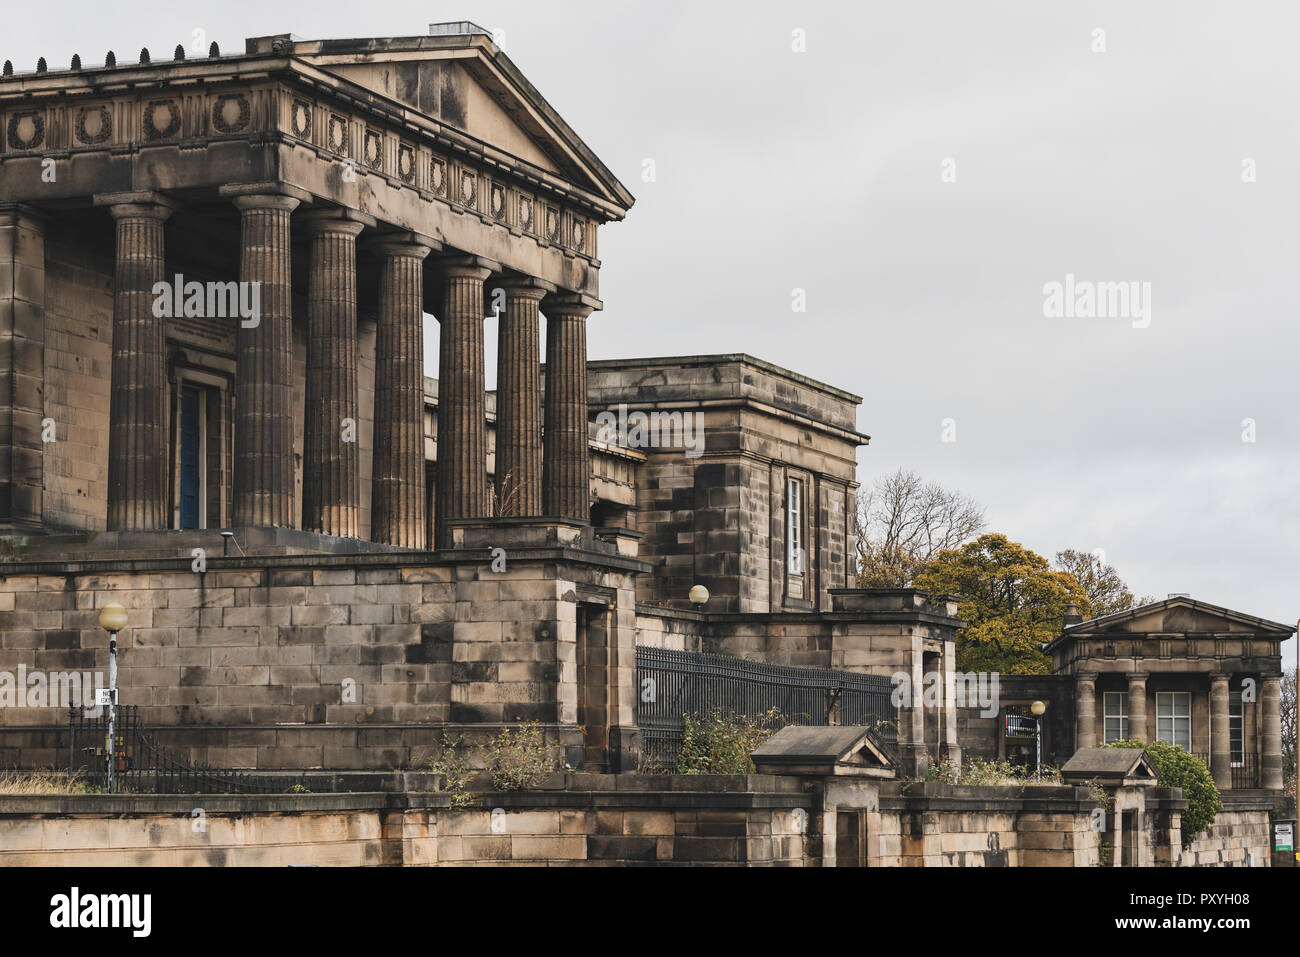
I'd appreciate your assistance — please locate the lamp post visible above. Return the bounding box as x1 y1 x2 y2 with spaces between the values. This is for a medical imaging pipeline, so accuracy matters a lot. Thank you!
688 585 709 613
97 603 128 793
1031 700 1047 779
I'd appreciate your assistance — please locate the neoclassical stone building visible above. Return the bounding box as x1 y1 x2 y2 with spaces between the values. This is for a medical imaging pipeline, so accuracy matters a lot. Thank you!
0 26 961 775
1049 597 1290 792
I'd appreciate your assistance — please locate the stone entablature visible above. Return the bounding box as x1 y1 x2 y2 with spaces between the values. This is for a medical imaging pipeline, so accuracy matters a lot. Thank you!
0 40 622 285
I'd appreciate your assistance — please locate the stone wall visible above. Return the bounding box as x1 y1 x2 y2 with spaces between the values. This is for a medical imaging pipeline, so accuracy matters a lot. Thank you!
1180 793 1276 867
0 531 646 771
875 782 1101 867
0 773 1271 867
0 776 812 866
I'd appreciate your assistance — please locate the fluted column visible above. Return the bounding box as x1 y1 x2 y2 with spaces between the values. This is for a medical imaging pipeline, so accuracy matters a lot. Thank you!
1126 672 1148 743
542 293 598 521
1209 672 1231 789
1260 674 1283 790
1075 672 1097 751
301 211 368 538
95 192 175 530
494 278 553 516
434 257 497 548
229 193 299 527
372 237 435 548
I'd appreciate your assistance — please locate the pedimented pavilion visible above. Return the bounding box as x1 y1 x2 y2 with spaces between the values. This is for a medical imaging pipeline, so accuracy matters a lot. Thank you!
1047 595 1291 791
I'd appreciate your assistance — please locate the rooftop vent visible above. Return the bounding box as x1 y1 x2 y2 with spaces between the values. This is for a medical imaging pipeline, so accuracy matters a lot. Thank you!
428 21 490 37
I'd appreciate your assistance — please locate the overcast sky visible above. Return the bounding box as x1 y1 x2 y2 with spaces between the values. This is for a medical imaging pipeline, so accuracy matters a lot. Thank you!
12 1 1297 648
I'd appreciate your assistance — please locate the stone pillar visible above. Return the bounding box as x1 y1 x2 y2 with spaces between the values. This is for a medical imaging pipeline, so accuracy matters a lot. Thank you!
0 205 47 531
1260 674 1283 790
1209 672 1231 790
542 293 598 521
301 211 369 538
493 277 552 516
1126 672 1148 743
227 191 300 528
1075 673 1097 751
371 236 435 548
94 193 175 529
434 256 498 548
899 635 928 776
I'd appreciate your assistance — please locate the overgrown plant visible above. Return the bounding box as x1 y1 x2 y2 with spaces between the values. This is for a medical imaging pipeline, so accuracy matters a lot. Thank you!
0 769 91 794
426 732 477 808
1102 739 1222 848
675 707 788 775
487 722 558 791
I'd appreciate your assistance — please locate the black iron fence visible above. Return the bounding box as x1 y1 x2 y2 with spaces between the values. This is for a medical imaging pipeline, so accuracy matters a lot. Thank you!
1193 751 1260 789
68 706 307 794
635 646 897 767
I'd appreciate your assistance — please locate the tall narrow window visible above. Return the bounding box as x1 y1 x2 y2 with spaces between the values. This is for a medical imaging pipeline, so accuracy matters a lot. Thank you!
1103 692 1128 743
1155 692 1191 750
786 477 804 575
1228 691 1244 767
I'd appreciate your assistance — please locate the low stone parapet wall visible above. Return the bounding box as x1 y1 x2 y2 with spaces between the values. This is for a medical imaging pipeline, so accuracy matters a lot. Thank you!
0 774 813 867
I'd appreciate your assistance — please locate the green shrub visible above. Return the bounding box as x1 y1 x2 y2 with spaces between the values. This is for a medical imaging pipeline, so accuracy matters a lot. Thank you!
675 707 788 775
426 732 477 808
1102 739 1222 848
487 722 558 791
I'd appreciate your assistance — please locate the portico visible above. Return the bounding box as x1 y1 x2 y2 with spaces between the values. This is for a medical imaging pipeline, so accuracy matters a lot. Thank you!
0 25 634 544
1048 597 1291 791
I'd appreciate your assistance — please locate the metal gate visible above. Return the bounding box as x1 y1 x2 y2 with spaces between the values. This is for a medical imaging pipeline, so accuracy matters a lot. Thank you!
634 646 897 766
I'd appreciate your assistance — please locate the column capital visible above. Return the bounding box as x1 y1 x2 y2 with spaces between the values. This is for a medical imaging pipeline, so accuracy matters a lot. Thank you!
1209 672 1231 684
299 207 375 237
435 254 500 282
494 275 557 300
1075 671 1099 685
369 231 439 259
219 182 313 209
94 191 178 220
1126 671 1149 683
541 290 602 319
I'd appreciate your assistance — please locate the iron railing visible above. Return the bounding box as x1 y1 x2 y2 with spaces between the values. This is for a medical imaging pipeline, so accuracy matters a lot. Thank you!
68 706 307 794
1193 751 1260 789
634 646 897 767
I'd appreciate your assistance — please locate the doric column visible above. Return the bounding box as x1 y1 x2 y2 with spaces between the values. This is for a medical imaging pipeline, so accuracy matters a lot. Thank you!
371 236 436 549
1260 674 1283 790
94 192 175 530
1209 672 1231 789
434 256 498 548
1075 672 1097 751
542 293 598 521
226 190 300 528
0 205 47 531
493 277 553 517
300 211 369 538
1126 672 1148 743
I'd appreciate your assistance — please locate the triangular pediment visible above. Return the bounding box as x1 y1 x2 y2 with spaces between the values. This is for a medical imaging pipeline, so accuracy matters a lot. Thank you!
271 31 634 211
1061 596 1293 639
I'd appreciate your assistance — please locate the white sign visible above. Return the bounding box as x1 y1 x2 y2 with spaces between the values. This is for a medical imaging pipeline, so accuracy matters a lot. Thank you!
1275 823 1293 851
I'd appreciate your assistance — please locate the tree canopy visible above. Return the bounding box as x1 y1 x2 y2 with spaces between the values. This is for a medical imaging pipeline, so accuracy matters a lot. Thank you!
913 533 1089 674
